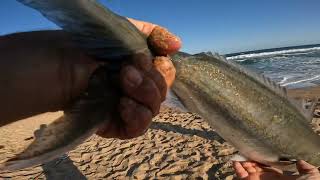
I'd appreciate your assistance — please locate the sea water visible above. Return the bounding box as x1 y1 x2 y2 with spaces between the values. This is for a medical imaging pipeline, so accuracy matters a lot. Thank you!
226 44 320 89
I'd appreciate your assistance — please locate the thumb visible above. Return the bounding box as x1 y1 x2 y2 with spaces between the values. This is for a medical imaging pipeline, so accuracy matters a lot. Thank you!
297 160 319 175
127 18 181 56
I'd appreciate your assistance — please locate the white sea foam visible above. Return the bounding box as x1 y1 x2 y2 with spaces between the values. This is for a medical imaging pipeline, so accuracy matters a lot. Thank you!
278 76 289 84
226 47 320 60
280 75 320 87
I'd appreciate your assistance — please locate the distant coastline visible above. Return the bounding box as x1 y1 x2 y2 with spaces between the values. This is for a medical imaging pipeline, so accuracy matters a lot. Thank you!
225 44 320 57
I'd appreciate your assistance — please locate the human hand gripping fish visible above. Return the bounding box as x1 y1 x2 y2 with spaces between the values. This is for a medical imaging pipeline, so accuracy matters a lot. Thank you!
1 0 320 174
0 0 180 170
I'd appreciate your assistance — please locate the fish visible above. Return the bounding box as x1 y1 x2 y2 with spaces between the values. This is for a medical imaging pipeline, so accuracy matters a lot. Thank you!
17 0 149 58
170 52 320 168
1 0 319 171
0 0 151 171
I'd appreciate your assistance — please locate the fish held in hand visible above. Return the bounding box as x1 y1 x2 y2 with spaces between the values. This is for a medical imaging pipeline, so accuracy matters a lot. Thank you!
2 0 318 172
2 0 179 171
0 0 150 171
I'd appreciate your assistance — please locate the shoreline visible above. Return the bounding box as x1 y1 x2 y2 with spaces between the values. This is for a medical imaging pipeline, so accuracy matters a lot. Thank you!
287 85 320 100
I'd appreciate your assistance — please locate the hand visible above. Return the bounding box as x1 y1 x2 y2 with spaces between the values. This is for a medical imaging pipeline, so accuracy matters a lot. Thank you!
96 19 181 139
233 161 320 180
0 18 181 140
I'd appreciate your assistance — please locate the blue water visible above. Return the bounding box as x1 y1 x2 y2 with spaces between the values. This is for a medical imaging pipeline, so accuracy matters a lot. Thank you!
225 44 320 89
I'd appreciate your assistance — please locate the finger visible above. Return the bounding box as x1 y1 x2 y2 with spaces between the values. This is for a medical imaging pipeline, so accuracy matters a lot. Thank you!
148 26 182 56
129 52 167 101
131 52 153 72
96 111 123 139
118 97 153 139
96 97 153 139
96 120 121 139
297 160 319 175
120 65 143 90
247 162 265 173
250 162 281 174
233 161 249 179
127 18 181 55
252 164 263 173
241 162 257 174
137 56 176 102
120 65 161 115
260 166 283 174
154 56 176 88
127 18 156 36
147 67 167 102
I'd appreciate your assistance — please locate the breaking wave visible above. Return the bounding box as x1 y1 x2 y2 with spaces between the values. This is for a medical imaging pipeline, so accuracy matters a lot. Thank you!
226 47 320 60
224 44 320 88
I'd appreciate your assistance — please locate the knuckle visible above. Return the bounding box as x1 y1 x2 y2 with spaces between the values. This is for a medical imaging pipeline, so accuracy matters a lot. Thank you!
120 65 143 90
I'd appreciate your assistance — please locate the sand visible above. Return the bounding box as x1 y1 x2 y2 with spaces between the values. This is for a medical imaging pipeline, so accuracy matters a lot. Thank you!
287 86 320 99
0 108 237 179
0 86 319 179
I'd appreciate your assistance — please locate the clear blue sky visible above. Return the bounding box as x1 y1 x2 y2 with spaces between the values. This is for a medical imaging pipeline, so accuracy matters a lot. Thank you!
1 0 320 54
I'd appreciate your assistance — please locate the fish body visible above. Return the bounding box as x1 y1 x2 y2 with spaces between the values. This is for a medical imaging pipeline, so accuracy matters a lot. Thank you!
171 53 320 167
1 0 319 171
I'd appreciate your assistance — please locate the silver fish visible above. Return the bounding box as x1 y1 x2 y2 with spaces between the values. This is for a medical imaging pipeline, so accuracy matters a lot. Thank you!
0 0 151 171
1 0 319 171
171 53 320 168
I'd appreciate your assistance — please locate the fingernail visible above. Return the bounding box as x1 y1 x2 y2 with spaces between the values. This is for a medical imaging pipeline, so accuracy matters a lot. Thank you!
125 66 143 88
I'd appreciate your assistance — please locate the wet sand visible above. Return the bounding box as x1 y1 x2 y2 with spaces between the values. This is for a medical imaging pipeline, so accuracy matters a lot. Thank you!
0 86 319 179
287 86 320 99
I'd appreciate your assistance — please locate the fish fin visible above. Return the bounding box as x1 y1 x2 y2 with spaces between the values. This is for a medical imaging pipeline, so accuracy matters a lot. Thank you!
230 154 249 162
0 114 98 171
288 98 317 121
17 0 148 60
161 90 189 112
0 98 108 172
0 67 120 171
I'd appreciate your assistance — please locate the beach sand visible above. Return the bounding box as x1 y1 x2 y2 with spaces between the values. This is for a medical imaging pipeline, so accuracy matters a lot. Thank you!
0 86 319 179
287 86 320 100
0 108 237 179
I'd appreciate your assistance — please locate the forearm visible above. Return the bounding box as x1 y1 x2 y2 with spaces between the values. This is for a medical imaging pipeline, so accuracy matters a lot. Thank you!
0 31 97 126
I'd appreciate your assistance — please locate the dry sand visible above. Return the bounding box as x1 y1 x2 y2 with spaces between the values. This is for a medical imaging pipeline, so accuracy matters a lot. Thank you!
0 108 237 179
0 86 319 179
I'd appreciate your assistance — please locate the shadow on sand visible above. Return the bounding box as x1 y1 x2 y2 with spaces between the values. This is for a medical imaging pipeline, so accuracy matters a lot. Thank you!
150 121 225 144
32 122 226 179
39 155 86 180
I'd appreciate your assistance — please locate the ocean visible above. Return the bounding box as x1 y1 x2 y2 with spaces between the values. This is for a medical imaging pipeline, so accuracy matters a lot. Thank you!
225 44 320 89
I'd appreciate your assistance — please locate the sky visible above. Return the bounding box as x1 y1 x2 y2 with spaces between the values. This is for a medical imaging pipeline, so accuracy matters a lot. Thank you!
1 0 320 54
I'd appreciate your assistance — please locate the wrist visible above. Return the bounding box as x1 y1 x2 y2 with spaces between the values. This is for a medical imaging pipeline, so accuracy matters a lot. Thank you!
0 31 99 126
